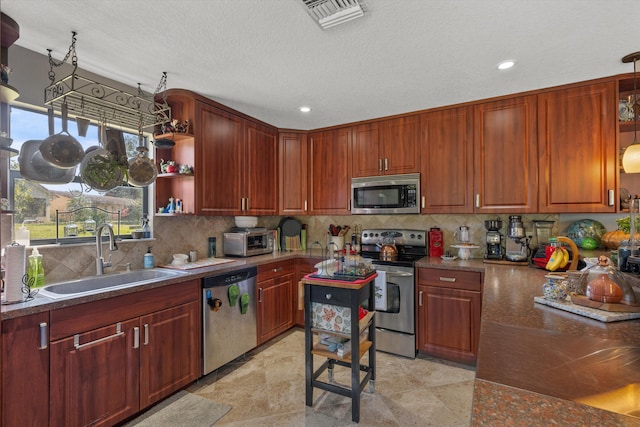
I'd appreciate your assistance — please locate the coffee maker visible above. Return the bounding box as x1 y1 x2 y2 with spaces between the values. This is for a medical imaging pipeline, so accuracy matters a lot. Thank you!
505 215 530 262
484 218 503 259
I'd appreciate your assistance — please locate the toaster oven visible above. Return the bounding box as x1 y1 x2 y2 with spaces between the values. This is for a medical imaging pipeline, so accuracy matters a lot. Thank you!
223 228 273 257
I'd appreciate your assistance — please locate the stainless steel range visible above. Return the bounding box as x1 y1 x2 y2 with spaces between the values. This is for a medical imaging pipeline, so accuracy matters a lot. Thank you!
360 229 427 358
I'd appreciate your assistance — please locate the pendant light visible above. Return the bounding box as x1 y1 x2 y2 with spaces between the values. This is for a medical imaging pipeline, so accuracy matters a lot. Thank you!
622 52 640 173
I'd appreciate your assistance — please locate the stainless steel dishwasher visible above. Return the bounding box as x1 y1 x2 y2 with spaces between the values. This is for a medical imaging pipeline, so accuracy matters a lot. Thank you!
202 266 257 375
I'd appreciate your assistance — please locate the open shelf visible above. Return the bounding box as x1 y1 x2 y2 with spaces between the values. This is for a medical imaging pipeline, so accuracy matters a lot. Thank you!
311 340 372 363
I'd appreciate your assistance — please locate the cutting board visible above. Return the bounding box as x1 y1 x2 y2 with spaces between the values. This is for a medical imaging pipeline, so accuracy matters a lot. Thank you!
278 217 301 251
159 257 237 270
534 296 640 322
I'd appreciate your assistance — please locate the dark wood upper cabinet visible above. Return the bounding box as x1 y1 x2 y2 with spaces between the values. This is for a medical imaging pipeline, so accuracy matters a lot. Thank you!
308 128 351 214
537 81 617 213
244 122 278 215
279 132 309 215
351 115 420 177
420 107 474 213
473 95 539 213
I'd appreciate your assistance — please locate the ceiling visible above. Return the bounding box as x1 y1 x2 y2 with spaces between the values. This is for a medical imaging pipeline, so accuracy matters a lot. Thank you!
1 0 638 130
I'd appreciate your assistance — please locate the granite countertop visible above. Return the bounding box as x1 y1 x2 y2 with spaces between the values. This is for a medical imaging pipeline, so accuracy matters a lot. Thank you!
417 257 640 426
1 252 307 319
6 253 640 424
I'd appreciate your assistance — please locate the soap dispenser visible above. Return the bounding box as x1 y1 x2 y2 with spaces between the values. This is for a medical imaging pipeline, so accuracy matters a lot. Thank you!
28 247 45 287
144 247 155 269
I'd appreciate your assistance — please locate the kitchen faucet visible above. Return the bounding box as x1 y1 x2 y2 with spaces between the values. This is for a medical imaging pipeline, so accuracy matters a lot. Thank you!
96 223 118 275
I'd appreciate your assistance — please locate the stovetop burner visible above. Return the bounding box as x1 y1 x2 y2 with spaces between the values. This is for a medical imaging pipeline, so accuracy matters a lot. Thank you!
359 228 427 267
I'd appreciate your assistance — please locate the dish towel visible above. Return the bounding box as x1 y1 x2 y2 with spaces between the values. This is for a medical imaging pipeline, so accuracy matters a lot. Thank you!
374 270 387 311
228 284 239 307
240 293 250 315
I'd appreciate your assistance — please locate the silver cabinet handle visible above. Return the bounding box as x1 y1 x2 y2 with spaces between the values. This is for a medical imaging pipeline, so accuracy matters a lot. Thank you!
421 196 425 209
325 293 332 300
133 327 140 349
384 158 389 171
475 194 480 208
419 291 423 307
304 200 307 211
246 198 250 211
39 322 48 350
273 267 283 273
378 158 382 171
439 277 456 282
144 324 149 345
74 322 123 350
608 189 615 206
258 288 263 303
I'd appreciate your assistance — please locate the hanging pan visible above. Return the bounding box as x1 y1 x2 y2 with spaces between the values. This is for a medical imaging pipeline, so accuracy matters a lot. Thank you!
39 103 84 168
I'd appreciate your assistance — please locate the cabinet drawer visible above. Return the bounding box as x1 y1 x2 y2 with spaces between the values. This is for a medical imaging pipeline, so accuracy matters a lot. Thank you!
417 268 482 291
308 284 353 306
258 260 294 281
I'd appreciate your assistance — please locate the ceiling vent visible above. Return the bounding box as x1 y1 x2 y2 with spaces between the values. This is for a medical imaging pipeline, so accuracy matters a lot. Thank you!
303 0 365 29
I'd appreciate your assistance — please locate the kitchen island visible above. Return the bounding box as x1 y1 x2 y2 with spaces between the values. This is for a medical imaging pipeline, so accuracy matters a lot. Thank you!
417 258 640 426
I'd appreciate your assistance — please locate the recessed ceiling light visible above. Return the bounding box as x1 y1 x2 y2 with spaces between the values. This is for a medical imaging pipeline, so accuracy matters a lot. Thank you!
497 60 516 70
299 106 312 113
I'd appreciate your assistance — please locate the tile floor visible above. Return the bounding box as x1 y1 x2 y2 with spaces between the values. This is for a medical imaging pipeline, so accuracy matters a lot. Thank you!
188 328 476 426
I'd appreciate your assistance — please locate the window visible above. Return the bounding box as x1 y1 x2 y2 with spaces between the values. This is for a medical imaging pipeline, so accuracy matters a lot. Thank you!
9 106 149 244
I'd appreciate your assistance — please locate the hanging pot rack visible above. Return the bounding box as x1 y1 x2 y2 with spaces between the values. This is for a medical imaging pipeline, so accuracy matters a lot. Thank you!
43 31 171 131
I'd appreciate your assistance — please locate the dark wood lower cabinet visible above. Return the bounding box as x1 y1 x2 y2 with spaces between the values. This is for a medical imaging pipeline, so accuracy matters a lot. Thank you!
257 261 295 345
417 268 483 364
50 319 140 427
140 301 200 407
1 312 50 427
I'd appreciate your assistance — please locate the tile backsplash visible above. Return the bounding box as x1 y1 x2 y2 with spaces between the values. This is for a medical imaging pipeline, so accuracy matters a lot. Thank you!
17 213 562 283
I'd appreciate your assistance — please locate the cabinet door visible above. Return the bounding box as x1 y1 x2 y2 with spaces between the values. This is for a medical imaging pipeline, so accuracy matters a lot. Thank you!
140 301 200 407
279 132 309 215
196 101 244 215
538 82 616 213
421 107 474 213
257 274 294 345
473 95 538 213
244 122 278 215
380 115 420 175
351 122 381 178
417 285 481 364
2 313 49 427
308 128 351 214
50 319 140 427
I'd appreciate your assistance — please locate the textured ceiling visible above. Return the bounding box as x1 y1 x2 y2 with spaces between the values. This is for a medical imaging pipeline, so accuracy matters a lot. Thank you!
1 0 638 130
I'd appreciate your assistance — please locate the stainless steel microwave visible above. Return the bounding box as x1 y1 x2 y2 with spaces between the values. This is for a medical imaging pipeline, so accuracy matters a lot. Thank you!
351 173 420 214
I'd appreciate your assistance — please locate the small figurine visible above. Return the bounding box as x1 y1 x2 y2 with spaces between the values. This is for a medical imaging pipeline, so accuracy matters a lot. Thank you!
179 164 193 174
167 197 176 214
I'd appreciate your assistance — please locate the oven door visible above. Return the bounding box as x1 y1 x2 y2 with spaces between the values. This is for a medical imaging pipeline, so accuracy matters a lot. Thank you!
370 266 414 334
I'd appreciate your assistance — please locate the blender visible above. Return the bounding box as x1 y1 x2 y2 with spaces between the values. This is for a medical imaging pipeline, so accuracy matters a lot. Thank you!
484 218 503 259
505 215 530 262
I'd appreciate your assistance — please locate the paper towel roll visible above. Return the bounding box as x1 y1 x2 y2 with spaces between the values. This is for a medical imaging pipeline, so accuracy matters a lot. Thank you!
4 244 26 303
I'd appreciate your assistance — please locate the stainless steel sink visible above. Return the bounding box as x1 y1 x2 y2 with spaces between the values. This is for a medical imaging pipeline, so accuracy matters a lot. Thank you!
38 269 188 299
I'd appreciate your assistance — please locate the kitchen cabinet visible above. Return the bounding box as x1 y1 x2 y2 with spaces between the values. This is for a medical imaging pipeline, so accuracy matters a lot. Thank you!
350 115 420 178
257 261 295 345
537 81 617 213
139 301 200 407
2 312 49 427
417 268 482 364
279 132 309 215
154 132 196 215
619 75 640 207
155 89 278 216
420 107 474 213
196 102 278 215
49 280 200 426
473 95 539 213
308 128 351 215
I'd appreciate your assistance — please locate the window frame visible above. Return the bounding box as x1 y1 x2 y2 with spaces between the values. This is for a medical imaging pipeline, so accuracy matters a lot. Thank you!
8 105 152 245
